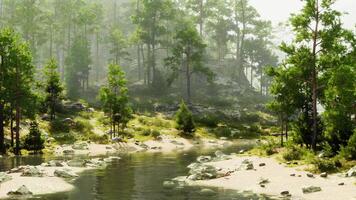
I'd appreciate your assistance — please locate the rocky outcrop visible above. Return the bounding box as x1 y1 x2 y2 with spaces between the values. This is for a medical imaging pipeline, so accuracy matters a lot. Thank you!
21 166 45 177
7 185 33 196
72 142 89 150
240 159 254 170
187 163 223 180
346 166 356 177
302 186 322 194
0 172 12 183
54 168 78 178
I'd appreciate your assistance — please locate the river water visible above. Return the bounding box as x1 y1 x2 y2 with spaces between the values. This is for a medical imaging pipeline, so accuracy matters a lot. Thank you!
1 142 275 200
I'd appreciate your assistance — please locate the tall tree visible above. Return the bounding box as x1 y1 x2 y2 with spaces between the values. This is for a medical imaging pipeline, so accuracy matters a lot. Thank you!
165 21 213 103
44 58 63 120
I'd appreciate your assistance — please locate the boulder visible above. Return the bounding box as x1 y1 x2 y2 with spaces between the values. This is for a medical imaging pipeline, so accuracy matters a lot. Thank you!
302 186 322 194
306 173 314 178
43 160 64 167
171 140 184 146
240 159 254 170
320 172 328 178
0 172 12 183
87 107 95 112
197 156 212 163
199 188 216 196
61 118 75 125
7 185 32 196
54 168 78 178
213 151 230 161
41 114 51 121
346 166 356 177
338 182 344 186
187 163 221 180
280 191 290 196
67 160 86 167
72 142 89 150
63 149 75 155
21 166 45 177
259 163 266 167
162 181 176 189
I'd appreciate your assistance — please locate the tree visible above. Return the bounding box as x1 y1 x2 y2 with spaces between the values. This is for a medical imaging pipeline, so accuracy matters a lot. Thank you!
24 121 44 154
132 0 174 85
175 100 195 136
108 27 129 65
165 21 213 103
269 0 354 151
0 28 35 155
44 58 63 120
65 35 91 99
99 63 132 138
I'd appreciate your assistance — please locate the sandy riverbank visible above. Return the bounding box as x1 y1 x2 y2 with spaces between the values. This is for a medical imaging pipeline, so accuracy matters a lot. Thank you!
187 155 356 200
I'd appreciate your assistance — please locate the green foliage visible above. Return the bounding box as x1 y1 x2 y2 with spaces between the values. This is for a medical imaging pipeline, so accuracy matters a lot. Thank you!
340 130 356 160
99 63 132 135
311 158 338 173
282 145 303 161
50 119 70 134
73 118 93 133
195 114 220 128
24 122 44 153
44 58 64 120
175 101 195 136
258 139 279 156
65 36 91 99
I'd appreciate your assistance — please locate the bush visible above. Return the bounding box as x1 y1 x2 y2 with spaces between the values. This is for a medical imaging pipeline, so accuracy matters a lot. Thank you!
73 118 93 133
195 114 220 127
259 139 278 156
24 122 45 153
311 158 338 173
50 119 70 133
151 130 161 139
214 126 231 138
340 129 356 160
282 146 303 161
89 134 109 144
175 101 195 136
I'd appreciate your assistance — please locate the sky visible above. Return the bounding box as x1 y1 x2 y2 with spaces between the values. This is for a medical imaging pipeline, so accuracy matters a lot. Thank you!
249 0 356 28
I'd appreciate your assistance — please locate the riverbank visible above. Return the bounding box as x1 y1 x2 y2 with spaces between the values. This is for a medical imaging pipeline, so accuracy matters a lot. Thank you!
185 155 356 200
0 135 234 199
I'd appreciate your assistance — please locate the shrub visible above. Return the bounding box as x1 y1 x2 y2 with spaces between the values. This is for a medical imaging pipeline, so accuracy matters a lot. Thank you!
24 122 45 153
195 114 219 127
141 129 151 136
50 119 70 133
340 129 356 160
259 139 278 156
214 126 231 138
282 146 303 161
73 118 93 133
311 158 338 173
175 101 195 136
151 129 161 139
89 134 109 144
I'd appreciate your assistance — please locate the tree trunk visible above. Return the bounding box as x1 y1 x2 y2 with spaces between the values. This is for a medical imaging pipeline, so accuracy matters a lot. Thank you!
186 49 191 104
199 0 203 37
96 31 100 81
0 103 5 154
280 118 284 147
10 113 14 147
137 45 141 81
15 106 20 155
311 0 320 151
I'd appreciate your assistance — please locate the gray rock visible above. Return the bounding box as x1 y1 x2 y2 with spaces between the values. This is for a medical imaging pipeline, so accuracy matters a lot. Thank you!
0 172 12 183
199 188 216 196
171 140 184 146
258 178 269 185
7 185 32 196
187 163 221 180
213 151 230 161
63 149 75 155
320 172 328 178
163 181 176 189
346 166 356 177
259 163 266 167
219 137 228 140
62 118 74 125
302 186 322 194
240 159 254 170
87 107 95 112
67 160 86 167
54 168 78 178
280 191 290 196
72 142 89 150
197 156 212 163
41 114 51 121
290 174 296 177
239 149 245 154
306 173 314 178
21 166 45 177
338 182 344 186
44 160 64 167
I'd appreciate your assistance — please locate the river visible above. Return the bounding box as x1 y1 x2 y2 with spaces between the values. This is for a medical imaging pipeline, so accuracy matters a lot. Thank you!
1 142 274 200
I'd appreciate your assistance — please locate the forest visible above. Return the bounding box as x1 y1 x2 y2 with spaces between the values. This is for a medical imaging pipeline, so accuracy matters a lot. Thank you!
0 0 354 199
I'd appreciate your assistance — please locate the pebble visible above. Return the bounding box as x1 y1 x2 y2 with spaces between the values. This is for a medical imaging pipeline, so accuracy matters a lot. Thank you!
259 163 266 167
306 173 314 178
320 172 328 178
338 182 344 186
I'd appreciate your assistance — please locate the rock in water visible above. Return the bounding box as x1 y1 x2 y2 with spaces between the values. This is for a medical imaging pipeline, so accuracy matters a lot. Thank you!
162 181 176 189
54 169 78 178
8 185 33 196
67 160 86 167
200 188 216 196
187 163 221 180
302 186 322 194
197 156 212 163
